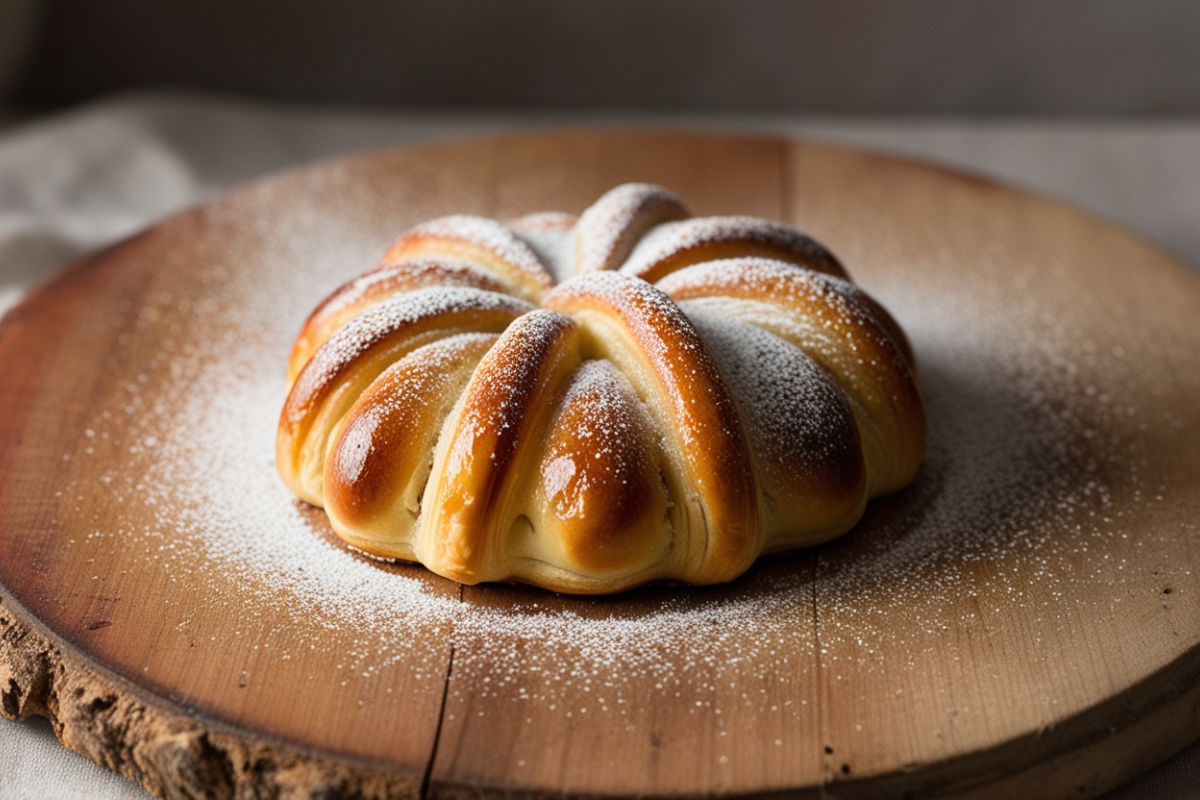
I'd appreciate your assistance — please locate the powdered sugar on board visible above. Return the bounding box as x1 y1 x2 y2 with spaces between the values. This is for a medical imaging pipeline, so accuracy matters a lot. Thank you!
43 171 1189 738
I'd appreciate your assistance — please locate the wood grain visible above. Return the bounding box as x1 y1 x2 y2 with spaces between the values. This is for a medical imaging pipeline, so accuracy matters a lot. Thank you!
2 132 1200 799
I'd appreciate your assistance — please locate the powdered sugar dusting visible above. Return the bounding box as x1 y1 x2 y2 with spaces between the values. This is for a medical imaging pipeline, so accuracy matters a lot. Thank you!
549 271 745 460
404 214 554 289
288 286 531 422
574 183 689 274
41 170 1185 750
659 257 911 408
314 258 510 325
683 303 860 487
440 309 574 490
622 216 843 280
507 215 578 284
70 253 1159 725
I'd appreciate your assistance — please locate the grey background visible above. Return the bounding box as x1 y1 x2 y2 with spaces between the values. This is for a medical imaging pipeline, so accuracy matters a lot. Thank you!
5 0 1200 115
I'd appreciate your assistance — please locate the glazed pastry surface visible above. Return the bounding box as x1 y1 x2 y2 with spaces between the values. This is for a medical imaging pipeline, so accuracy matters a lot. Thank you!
278 183 925 593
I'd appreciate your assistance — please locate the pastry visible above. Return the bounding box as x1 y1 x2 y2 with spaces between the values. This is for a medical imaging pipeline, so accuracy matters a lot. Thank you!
277 183 925 593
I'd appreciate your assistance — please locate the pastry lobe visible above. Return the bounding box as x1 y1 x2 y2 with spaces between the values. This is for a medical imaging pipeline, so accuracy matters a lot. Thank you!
278 183 925 593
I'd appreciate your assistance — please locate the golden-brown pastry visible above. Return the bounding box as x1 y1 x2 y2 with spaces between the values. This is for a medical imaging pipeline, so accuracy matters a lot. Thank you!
278 183 925 593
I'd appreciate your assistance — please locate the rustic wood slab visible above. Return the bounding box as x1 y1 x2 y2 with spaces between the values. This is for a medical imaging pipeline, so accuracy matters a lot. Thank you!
3 132 1200 799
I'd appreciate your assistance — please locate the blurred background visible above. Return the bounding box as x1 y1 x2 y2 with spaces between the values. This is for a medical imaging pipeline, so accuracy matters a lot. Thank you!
5 0 1200 282
2 0 1200 117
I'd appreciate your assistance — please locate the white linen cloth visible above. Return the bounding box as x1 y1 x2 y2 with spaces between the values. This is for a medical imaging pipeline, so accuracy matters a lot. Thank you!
0 92 1198 799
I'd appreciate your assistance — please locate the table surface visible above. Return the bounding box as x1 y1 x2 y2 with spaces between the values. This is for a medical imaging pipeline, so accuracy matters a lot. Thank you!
2 92 1200 800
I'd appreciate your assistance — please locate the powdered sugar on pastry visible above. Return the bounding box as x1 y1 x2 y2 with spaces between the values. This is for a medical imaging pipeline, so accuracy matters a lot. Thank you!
277 185 925 593
621 216 848 285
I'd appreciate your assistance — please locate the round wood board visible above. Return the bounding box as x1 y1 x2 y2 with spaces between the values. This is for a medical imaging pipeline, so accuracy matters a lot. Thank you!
3 132 1200 800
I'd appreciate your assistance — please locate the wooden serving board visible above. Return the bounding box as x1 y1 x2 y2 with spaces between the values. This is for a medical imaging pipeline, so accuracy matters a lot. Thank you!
3 132 1200 800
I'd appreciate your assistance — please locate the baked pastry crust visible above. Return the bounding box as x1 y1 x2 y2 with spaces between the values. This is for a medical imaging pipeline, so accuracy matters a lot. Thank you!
278 184 925 593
